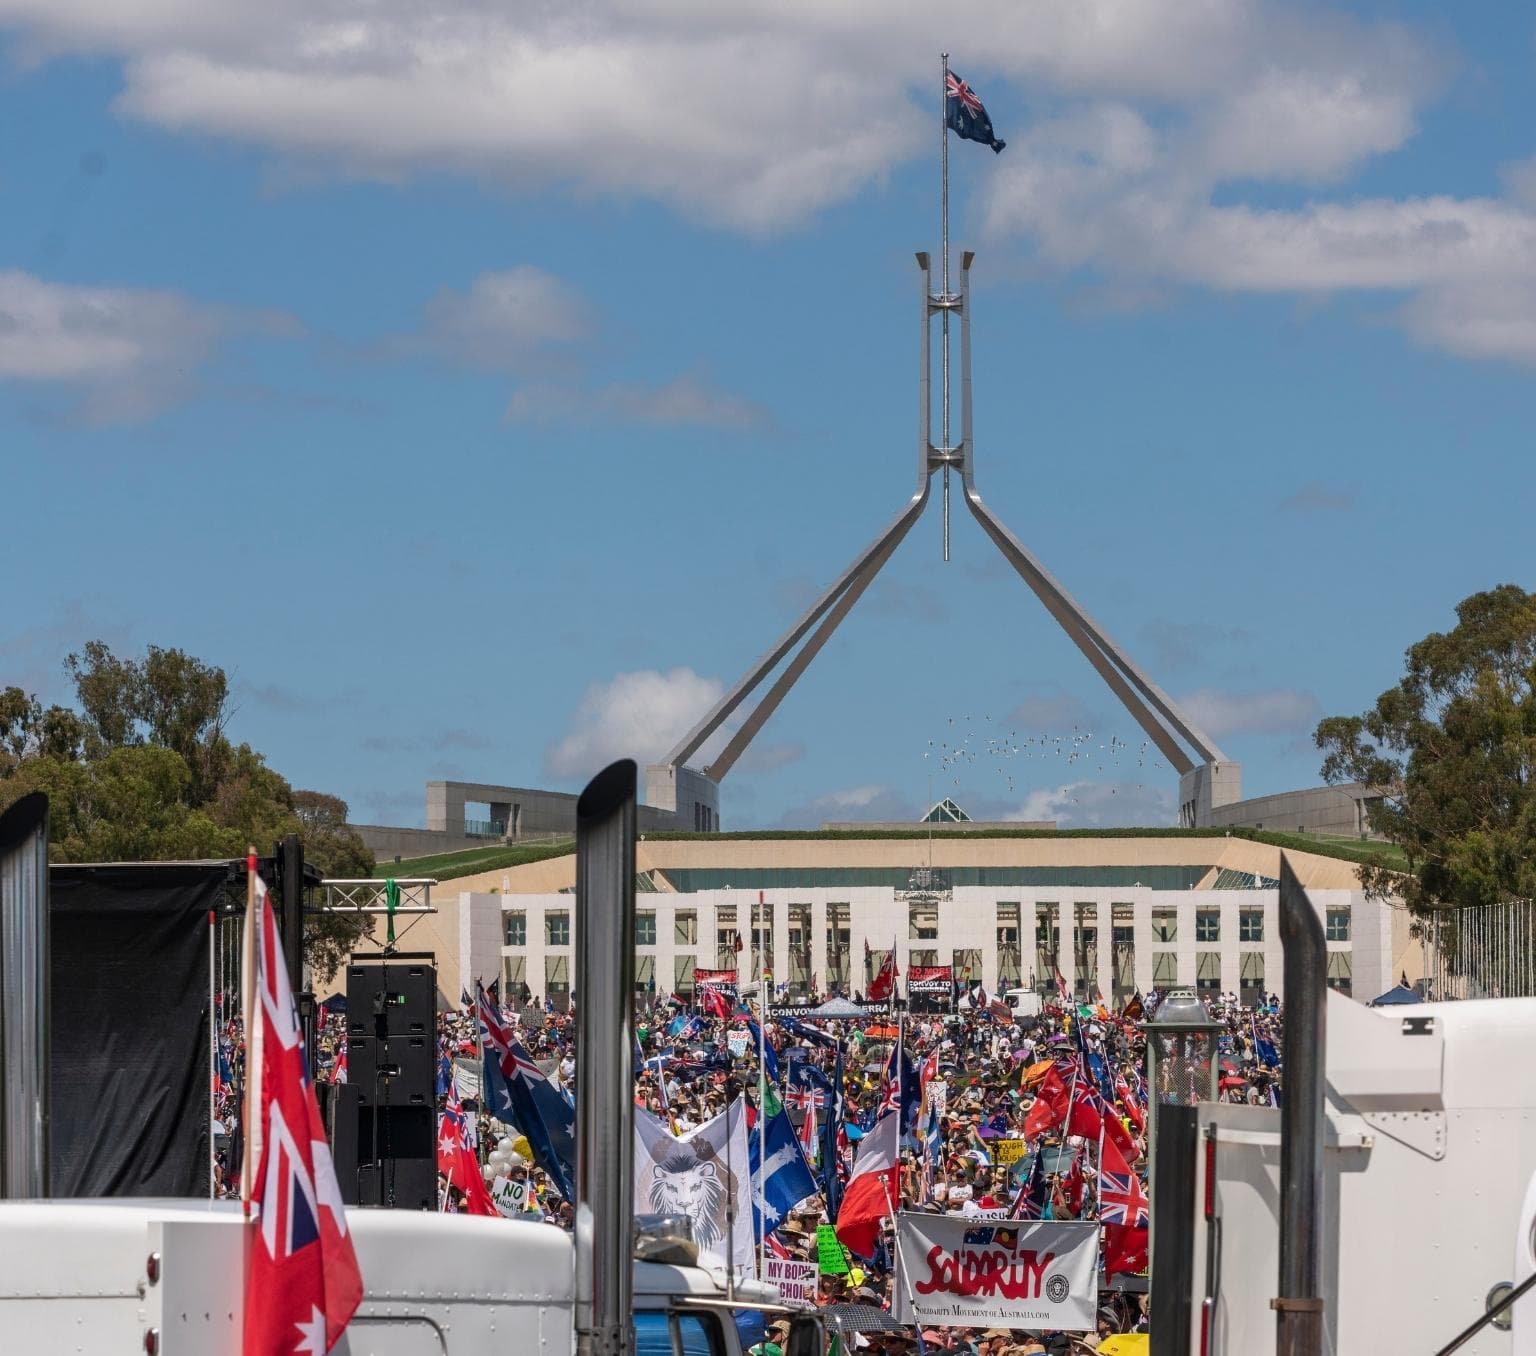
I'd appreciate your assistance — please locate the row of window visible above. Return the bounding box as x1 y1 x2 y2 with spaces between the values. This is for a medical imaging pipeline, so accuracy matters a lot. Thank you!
499 946 1356 1001
505 904 1354 949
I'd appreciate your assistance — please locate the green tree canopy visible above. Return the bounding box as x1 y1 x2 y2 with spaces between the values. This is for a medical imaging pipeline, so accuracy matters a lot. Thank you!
1315 584 1536 913
0 642 374 979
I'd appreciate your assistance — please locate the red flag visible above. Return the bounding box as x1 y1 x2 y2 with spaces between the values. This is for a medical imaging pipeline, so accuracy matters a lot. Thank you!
835 1112 899 1259
243 862 362 1355
1067 1079 1103 1141
1103 1222 1148 1278
867 949 897 1003
1024 1066 1068 1140
437 1092 497 1217
700 987 731 1021
1115 1072 1146 1135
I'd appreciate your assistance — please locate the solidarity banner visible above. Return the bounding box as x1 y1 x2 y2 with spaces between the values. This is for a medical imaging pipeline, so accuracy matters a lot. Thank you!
893 1213 1099 1333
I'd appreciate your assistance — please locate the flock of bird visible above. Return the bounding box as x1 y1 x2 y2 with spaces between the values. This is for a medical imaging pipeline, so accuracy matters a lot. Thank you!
923 712 1166 802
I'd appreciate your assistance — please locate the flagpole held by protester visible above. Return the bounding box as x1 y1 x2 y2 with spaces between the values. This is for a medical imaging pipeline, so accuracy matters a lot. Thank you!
208 905 218 1200
240 847 259 1212
757 891 768 1279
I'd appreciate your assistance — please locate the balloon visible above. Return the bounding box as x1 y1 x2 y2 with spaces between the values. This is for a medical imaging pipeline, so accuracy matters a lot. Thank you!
508 1151 527 1168
512 1136 532 1159
496 1137 514 1156
481 1163 497 1182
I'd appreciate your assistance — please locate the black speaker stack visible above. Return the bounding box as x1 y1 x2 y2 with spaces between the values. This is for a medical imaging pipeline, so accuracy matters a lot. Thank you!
334 953 438 1210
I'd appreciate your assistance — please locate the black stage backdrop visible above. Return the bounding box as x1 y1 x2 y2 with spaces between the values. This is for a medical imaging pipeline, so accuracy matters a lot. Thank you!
50 862 230 1197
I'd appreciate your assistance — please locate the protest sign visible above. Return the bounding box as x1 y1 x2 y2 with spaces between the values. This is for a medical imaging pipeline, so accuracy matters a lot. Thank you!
893 1212 1099 1332
727 1030 750 1059
992 1138 1025 1166
927 1081 948 1114
816 1223 849 1275
490 1175 529 1217
765 1258 818 1304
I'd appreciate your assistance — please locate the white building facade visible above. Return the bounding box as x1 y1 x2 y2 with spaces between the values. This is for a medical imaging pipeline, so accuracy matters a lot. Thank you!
457 880 1391 1009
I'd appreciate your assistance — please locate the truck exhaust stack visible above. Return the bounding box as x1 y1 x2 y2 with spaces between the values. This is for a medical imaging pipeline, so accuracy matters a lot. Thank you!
0 792 49 1199
1275 853 1326 1356
574 761 639 1356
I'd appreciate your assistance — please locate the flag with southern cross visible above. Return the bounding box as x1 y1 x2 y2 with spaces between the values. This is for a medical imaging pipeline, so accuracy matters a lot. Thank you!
476 982 576 1200
749 1105 819 1239
242 862 362 1356
946 72 1006 154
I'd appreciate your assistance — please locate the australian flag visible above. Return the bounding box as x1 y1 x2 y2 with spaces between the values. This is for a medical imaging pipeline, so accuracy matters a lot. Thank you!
750 1106 818 1239
946 72 1005 154
476 983 576 1200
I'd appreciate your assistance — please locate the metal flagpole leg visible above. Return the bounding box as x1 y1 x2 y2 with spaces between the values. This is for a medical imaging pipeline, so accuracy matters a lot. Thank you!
940 52 951 562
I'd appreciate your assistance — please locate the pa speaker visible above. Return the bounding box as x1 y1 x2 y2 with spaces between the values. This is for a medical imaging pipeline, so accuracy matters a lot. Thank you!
346 954 436 1040
355 1155 436 1211
349 1033 434 1106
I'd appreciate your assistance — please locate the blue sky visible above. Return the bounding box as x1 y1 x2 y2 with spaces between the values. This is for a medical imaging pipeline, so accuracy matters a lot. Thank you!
2 3 1533 832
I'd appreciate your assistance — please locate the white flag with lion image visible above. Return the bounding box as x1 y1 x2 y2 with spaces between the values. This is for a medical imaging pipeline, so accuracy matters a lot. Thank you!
634 1101 753 1270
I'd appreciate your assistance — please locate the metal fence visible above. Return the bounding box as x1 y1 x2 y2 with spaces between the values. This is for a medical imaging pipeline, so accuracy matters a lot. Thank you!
1421 899 1536 999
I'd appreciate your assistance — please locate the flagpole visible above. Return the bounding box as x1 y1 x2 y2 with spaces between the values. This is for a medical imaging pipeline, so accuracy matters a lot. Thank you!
240 847 258 1213
757 904 768 1279
940 51 951 562
208 907 218 1200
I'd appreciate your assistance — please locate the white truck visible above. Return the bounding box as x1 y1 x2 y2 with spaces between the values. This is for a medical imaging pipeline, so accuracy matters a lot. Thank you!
1154 859 1536 1356
0 766 820 1356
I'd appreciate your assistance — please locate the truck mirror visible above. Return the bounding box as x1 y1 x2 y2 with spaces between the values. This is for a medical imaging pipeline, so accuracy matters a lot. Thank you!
786 1315 824 1356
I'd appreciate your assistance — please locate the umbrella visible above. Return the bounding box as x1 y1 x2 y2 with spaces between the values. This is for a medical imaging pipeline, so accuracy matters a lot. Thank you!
1021 1058 1055 1087
821 1306 907 1337
1369 984 1422 1007
1218 1075 1247 1091
319 993 347 1013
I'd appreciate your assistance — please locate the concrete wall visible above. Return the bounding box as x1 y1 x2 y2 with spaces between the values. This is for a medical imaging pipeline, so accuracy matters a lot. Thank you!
352 824 491 861
645 764 721 832
1208 783 1385 839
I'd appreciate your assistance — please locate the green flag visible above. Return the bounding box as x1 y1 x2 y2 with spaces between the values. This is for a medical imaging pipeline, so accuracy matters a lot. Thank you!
385 877 399 945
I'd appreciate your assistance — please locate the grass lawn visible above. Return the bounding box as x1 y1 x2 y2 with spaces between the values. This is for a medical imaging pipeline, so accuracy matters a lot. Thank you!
372 839 574 881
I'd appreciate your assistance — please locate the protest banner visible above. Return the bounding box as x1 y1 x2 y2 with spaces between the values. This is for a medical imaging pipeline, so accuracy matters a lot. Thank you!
764 1258 818 1304
490 1175 529 1217
816 1223 849 1275
893 1212 1099 1332
727 1030 750 1059
992 1138 1025 1166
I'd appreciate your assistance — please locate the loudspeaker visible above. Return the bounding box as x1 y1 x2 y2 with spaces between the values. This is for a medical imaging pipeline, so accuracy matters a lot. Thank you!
346 954 436 1040
332 1088 437 1210
355 1155 436 1211
349 1034 435 1106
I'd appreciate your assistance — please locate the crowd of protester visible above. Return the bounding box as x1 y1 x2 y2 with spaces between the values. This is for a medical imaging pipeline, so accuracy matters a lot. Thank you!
214 980 1285 1353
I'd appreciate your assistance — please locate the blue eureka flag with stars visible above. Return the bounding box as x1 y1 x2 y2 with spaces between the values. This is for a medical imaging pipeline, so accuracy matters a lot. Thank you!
749 1107 818 1238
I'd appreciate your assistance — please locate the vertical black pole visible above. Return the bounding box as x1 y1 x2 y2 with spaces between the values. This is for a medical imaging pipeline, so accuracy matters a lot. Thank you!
279 833 304 998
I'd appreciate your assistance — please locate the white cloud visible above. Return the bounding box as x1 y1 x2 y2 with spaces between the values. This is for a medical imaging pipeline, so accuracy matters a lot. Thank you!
507 373 771 430
409 267 591 371
1280 482 1354 513
7 2 1528 364
0 268 290 421
1006 779 1176 829
543 666 723 781
0 0 1439 233
1177 687 1321 738
774 783 918 828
